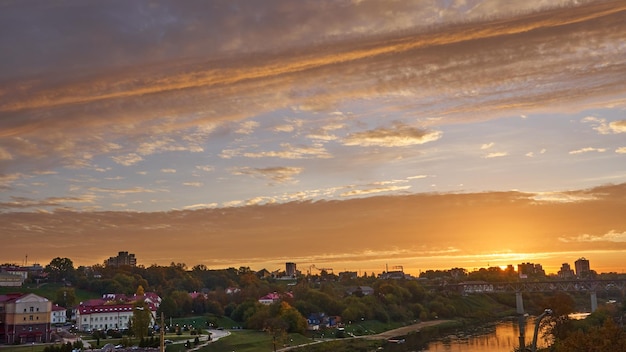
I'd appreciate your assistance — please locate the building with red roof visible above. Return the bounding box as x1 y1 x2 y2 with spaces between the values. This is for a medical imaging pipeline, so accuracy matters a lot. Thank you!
75 293 160 332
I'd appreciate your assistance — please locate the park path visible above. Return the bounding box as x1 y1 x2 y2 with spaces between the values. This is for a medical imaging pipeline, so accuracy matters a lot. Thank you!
277 320 452 351
361 319 452 340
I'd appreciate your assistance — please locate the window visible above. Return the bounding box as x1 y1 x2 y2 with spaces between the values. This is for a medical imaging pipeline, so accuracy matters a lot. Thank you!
29 315 33 320
30 307 34 312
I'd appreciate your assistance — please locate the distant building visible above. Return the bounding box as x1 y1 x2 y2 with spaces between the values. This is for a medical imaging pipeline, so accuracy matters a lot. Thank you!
575 257 591 278
256 268 271 279
338 271 358 280
105 251 137 267
0 272 25 287
258 292 293 305
285 262 297 277
517 262 545 278
0 293 52 344
76 292 160 332
50 304 67 325
345 286 375 296
557 263 575 279
379 270 406 280
307 313 340 330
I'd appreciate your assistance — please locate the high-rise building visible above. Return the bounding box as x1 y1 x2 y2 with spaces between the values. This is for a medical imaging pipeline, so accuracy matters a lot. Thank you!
285 262 296 277
574 257 590 278
557 263 575 279
105 251 137 267
517 262 545 278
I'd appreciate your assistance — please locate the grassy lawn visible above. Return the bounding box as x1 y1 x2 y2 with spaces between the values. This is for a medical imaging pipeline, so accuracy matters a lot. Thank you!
190 330 312 352
343 319 404 336
169 314 240 331
0 283 99 303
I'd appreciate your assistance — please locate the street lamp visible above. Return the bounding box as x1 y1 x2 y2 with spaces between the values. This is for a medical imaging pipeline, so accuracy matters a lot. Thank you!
530 308 552 352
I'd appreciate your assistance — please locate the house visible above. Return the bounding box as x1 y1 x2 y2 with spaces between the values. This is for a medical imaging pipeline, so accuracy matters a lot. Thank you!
345 286 375 296
379 270 406 280
256 269 272 279
50 304 67 325
0 293 52 344
258 292 293 305
0 272 25 287
76 293 161 332
0 266 29 281
307 313 341 330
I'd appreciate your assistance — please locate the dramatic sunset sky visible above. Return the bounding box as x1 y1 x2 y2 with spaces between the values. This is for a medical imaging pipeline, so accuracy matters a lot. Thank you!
1 0 625 275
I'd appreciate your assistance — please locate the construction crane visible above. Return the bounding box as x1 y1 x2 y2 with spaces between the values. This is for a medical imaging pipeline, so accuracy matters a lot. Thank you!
308 264 333 275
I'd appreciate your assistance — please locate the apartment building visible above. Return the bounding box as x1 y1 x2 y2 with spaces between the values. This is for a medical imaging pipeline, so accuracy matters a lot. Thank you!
0 293 52 344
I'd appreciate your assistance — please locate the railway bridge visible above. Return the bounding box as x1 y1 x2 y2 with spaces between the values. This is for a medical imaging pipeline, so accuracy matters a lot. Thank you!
450 279 626 313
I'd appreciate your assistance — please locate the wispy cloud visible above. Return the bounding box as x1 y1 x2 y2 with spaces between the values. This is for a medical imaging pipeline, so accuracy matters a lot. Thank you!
343 123 442 147
235 121 260 135
559 230 626 243
569 147 606 155
232 166 303 183
484 152 508 158
0 1 624 179
183 203 218 210
340 185 411 197
222 143 332 159
112 153 143 166
582 116 626 134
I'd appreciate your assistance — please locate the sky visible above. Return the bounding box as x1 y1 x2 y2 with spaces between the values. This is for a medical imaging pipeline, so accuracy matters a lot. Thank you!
1 0 625 276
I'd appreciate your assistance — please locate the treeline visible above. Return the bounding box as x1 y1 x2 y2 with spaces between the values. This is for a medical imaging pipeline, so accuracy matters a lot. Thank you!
40 258 517 334
38 257 626 349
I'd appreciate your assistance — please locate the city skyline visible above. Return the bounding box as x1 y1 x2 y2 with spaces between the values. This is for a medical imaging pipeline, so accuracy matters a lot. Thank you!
0 252 607 279
1 1 625 275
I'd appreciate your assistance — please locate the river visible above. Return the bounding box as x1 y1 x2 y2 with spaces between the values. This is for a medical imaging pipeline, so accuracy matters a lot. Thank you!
421 318 549 352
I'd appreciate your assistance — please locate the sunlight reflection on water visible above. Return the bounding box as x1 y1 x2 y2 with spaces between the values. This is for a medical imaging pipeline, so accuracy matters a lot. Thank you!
423 319 551 352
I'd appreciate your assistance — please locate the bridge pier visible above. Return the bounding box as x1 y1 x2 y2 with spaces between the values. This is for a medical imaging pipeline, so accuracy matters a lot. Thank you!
516 291 525 314
516 291 526 350
590 291 598 312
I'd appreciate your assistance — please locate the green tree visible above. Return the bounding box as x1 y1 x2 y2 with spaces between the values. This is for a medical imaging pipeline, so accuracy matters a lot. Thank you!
54 287 76 308
45 257 76 283
131 300 152 340
554 319 626 351
277 301 308 333
541 292 576 342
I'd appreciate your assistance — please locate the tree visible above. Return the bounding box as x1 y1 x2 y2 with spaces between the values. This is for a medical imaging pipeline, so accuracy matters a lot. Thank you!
45 257 76 283
541 292 576 342
554 319 626 351
131 300 152 340
54 288 76 308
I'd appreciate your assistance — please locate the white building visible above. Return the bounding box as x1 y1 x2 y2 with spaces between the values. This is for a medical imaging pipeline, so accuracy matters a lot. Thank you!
50 304 67 325
76 293 160 332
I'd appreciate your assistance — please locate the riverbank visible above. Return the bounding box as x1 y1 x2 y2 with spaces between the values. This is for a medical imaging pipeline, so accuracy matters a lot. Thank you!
362 319 454 340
